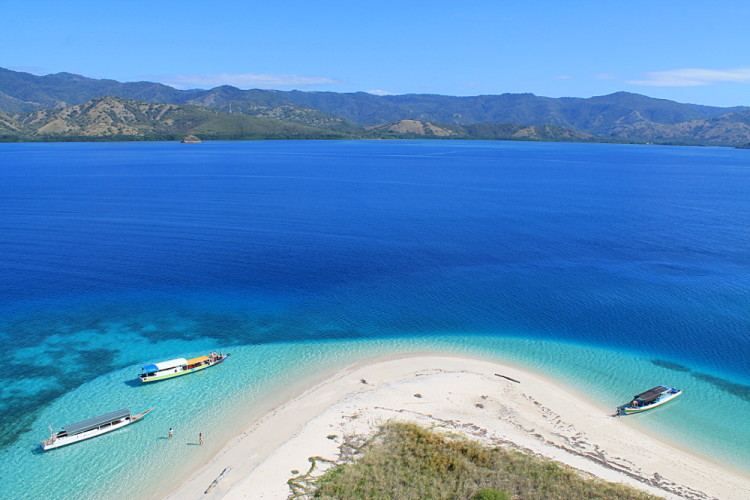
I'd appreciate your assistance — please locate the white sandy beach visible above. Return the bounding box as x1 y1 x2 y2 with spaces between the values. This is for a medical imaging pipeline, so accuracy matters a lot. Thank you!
164 354 750 500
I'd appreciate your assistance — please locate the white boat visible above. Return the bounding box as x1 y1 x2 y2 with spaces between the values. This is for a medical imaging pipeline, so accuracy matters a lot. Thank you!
139 352 229 383
617 386 682 415
41 407 153 450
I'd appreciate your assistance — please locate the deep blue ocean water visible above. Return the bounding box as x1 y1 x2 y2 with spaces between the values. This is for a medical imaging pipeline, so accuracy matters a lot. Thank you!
0 140 749 499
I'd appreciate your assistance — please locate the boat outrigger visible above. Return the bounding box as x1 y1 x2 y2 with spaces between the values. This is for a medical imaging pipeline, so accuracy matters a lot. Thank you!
139 352 229 383
42 407 153 450
617 385 682 415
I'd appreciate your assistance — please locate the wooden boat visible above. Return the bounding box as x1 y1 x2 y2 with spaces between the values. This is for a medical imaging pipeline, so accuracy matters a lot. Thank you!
42 407 153 450
139 352 230 383
617 385 682 415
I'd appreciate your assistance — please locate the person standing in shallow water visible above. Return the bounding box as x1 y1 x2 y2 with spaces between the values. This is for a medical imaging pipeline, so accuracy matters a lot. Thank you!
169 428 174 439
199 433 203 445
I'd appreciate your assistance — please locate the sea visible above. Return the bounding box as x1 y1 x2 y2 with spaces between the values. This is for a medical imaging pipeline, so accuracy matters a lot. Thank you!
0 140 748 499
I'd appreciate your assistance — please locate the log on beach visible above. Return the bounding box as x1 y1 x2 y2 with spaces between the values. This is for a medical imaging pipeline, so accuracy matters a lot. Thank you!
495 373 520 383
204 466 232 495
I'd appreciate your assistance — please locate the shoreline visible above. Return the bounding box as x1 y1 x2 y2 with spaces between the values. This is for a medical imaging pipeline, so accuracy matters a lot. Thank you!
164 353 750 500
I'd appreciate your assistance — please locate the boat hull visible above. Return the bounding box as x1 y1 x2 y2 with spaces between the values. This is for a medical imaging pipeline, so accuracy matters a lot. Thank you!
42 408 153 450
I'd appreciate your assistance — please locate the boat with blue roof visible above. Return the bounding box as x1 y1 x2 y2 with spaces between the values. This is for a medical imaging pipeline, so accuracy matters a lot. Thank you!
140 352 230 383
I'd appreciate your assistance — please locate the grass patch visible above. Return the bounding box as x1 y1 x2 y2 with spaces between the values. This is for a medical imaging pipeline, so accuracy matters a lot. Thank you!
310 422 659 500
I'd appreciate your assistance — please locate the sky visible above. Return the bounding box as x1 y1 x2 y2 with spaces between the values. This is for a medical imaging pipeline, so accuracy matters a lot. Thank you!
3 0 750 107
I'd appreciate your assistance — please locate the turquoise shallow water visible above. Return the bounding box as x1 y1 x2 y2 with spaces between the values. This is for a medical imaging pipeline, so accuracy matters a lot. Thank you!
4 335 750 500
0 140 749 498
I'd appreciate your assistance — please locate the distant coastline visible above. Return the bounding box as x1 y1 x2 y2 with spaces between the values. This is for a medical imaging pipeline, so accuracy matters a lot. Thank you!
2 67 750 146
1 133 734 148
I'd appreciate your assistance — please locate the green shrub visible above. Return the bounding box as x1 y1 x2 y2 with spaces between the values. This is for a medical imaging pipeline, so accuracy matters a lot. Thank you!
472 489 510 500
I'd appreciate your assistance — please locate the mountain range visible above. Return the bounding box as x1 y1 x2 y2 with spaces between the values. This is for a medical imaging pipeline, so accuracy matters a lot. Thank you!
1 96 341 141
2 67 750 146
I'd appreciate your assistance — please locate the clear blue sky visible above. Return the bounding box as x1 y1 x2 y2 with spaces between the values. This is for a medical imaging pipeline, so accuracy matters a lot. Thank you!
3 0 750 106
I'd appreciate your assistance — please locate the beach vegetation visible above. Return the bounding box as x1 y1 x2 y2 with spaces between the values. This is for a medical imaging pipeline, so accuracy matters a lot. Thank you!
472 489 510 500
309 422 659 500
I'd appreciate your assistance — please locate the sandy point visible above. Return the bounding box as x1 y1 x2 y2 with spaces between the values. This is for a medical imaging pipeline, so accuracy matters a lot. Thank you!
164 354 750 500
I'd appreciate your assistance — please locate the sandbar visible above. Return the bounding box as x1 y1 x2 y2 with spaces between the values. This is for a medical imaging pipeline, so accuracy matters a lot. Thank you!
164 354 750 500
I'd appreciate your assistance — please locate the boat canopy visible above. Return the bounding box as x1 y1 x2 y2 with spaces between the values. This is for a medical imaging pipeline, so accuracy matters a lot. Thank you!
187 356 209 365
62 409 131 435
633 386 668 403
142 358 188 373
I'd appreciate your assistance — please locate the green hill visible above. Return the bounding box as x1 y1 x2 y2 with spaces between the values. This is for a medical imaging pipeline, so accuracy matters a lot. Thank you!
0 68 191 113
366 119 593 141
605 108 750 146
5 96 344 141
0 110 21 136
0 68 355 133
283 90 747 130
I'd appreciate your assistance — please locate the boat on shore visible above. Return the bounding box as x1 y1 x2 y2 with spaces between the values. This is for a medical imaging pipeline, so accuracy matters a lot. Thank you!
140 352 229 383
617 385 682 415
42 407 153 450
